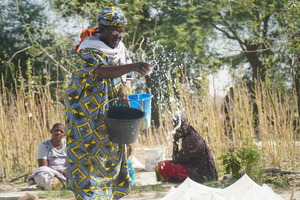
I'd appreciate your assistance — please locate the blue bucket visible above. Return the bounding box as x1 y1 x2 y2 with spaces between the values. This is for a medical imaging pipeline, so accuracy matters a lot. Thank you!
128 94 153 130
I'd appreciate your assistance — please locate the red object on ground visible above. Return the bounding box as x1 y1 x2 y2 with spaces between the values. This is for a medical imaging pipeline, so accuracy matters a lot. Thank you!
157 161 189 182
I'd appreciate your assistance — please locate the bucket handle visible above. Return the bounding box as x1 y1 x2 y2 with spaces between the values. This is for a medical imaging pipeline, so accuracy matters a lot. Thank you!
126 78 151 94
103 98 144 113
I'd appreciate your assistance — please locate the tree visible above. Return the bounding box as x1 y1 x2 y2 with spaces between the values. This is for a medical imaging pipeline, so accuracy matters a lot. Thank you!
178 0 299 128
190 0 299 88
51 0 215 125
0 0 74 89
50 0 300 126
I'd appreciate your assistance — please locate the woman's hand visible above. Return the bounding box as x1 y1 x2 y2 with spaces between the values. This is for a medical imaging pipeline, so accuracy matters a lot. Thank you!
173 129 183 141
118 85 129 106
133 62 154 76
173 123 189 141
54 168 67 177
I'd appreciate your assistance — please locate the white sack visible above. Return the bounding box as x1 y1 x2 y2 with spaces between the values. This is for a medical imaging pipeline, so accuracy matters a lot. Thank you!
161 174 284 200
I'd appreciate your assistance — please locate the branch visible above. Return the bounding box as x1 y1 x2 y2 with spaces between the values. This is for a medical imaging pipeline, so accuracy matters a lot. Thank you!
130 18 158 52
223 40 290 53
211 23 237 40
261 14 272 53
7 46 33 63
211 14 247 53
35 41 71 75
265 168 300 175
44 80 65 87
137 35 146 54
13 0 71 75
9 173 29 182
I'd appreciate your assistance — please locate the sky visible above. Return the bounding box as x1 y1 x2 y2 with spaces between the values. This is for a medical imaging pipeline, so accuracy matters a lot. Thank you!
208 66 232 98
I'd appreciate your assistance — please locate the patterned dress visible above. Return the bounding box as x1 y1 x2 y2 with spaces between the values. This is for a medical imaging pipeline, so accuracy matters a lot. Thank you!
172 125 218 183
156 124 218 184
64 48 130 200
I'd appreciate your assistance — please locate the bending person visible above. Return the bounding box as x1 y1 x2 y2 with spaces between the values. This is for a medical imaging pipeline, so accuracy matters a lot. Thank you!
64 6 153 200
28 123 66 190
156 114 218 183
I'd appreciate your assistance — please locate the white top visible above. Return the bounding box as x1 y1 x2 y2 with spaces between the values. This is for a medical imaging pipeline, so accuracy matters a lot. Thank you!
36 139 67 170
78 36 133 81
78 36 132 66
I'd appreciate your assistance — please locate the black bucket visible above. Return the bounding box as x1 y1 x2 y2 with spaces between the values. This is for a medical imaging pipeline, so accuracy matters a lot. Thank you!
104 106 145 144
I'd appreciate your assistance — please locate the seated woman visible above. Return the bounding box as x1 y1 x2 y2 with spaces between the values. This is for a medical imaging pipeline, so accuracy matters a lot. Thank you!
28 123 67 190
156 114 218 183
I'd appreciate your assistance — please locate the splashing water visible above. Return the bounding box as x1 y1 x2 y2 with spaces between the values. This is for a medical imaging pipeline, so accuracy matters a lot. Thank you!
171 111 183 134
130 40 208 145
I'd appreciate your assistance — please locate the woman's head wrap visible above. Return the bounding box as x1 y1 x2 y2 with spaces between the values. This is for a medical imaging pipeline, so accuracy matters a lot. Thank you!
98 7 127 27
172 113 189 127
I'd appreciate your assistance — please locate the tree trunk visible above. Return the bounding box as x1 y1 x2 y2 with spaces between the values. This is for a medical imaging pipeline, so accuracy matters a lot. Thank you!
243 41 265 133
295 56 300 125
244 41 265 83
146 76 160 127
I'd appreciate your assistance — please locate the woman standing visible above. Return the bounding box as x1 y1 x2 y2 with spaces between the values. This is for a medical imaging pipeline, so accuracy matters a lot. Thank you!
64 7 152 200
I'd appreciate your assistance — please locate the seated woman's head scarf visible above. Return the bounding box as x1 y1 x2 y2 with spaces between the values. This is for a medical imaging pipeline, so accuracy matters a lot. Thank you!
172 113 191 138
98 7 127 27
172 113 189 128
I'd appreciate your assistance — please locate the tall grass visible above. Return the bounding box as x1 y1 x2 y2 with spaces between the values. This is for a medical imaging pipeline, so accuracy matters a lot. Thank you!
0 79 65 180
136 80 300 176
255 83 300 169
0 75 299 181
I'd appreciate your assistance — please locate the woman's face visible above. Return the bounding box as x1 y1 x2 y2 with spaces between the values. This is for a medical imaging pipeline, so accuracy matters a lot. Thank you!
100 26 125 48
51 125 65 141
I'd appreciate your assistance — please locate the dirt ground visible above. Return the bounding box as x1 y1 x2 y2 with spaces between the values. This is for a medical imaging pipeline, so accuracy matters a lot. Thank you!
0 182 299 200
0 172 299 200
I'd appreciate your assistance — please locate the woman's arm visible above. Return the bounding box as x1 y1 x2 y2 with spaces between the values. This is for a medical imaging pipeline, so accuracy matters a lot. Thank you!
38 159 48 167
172 134 201 164
77 48 152 79
38 158 66 175
94 62 152 79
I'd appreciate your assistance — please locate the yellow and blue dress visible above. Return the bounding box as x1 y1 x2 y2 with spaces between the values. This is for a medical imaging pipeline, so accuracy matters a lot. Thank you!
64 48 130 200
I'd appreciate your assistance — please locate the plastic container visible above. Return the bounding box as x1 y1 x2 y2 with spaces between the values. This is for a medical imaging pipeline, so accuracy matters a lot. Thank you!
144 148 165 171
104 105 145 144
128 94 153 130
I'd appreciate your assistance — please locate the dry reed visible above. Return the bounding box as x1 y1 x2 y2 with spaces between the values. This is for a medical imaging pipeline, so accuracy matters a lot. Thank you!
135 80 300 176
0 76 299 180
0 81 64 180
